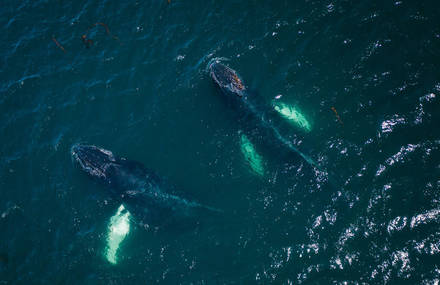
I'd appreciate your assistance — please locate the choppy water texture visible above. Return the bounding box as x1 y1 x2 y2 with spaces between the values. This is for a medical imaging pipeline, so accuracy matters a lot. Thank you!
1 0 440 283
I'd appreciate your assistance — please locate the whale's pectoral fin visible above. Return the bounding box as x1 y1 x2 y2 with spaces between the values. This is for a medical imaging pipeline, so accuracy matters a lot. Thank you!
239 132 265 176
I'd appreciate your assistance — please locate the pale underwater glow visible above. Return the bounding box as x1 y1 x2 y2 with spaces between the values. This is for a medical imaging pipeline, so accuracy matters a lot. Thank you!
105 204 131 264
240 134 265 176
273 101 312 132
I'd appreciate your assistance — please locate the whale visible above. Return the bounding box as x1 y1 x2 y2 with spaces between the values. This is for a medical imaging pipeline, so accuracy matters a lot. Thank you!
208 59 319 169
71 144 218 225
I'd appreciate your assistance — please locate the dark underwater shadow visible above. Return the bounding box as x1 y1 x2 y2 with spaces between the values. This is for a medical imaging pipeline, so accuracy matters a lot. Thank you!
121 193 226 235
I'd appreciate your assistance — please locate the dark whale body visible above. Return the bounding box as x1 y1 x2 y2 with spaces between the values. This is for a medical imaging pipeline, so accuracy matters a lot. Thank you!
71 144 217 225
208 60 319 168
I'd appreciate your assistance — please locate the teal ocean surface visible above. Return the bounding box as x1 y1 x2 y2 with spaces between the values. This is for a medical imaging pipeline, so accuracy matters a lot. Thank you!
1 0 440 283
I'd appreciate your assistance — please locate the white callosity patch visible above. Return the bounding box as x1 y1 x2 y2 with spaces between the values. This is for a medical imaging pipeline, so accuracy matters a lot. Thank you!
209 59 246 96
72 145 116 179
105 204 131 264
81 160 107 179
99 148 116 161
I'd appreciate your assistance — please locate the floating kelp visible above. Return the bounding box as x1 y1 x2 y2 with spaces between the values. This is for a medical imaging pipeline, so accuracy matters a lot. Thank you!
105 204 131 264
331 106 344 125
240 134 264 176
52 36 66 53
82 22 120 48
273 101 312 132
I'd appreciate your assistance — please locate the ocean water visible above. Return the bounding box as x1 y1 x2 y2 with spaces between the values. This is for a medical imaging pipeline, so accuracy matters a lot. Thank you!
1 0 439 283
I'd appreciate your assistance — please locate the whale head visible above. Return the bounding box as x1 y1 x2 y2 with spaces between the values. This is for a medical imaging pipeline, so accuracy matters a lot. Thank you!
71 144 117 180
208 60 246 97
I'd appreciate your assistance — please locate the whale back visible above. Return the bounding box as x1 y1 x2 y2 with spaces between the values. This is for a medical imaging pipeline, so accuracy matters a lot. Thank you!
72 145 220 227
209 61 247 98
106 159 161 195
107 159 211 218
207 62 321 170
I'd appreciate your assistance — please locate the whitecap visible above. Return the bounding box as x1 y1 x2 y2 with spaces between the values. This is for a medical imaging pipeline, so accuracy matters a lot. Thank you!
410 208 440 228
391 250 412 277
376 144 419 176
387 216 407 234
380 115 406 134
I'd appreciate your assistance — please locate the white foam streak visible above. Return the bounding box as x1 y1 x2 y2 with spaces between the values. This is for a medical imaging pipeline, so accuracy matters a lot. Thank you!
380 115 405 134
410 208 440 228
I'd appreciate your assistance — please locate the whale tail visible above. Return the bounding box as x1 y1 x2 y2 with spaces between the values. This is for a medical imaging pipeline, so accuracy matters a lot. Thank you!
199 203 224 213
272 128 346 191
272 127 320 168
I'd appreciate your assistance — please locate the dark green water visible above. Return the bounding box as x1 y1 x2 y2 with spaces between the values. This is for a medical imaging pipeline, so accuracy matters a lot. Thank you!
1 0 440 283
